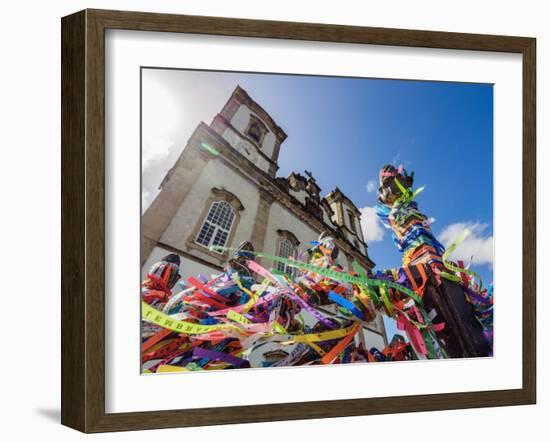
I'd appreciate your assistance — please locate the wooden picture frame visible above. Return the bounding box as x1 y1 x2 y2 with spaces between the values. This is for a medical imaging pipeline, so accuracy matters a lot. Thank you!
61 9 536 433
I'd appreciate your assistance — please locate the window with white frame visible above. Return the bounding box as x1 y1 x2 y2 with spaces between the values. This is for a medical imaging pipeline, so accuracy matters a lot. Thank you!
276 238 296 277
196 201 235 249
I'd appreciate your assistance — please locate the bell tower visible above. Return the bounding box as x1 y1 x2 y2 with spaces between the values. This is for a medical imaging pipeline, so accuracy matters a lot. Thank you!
209 86 287 177
325 187 366 249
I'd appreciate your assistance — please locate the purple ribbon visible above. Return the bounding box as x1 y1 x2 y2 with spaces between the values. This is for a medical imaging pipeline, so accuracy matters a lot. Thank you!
193 347 249 368
284 291 338 329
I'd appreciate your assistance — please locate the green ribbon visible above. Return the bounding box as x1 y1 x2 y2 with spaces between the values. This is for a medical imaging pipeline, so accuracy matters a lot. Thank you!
441 228 484 291
211 246 424 305
392 178 425 218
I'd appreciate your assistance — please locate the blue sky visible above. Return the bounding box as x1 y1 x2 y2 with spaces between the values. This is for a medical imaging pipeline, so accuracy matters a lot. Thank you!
142 68 494 287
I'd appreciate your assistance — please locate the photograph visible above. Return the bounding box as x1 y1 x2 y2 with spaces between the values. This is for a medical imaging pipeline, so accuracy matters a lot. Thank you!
140 68 494 373
0 0 541 437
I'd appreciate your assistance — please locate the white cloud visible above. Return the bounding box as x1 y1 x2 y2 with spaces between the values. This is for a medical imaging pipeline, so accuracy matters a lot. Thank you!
366 179 377 193
142 136 176 170
142 76 180 171
360 206 385 242
140 70 236 205
438 221 494 267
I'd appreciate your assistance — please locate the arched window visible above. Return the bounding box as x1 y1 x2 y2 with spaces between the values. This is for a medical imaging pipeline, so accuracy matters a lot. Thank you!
196 201 235 248
276 238 297 277
247 122 263 143
245 115 268 147
274 230 300 278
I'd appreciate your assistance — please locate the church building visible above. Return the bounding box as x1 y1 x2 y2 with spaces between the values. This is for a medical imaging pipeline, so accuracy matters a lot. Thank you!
141 85 387 348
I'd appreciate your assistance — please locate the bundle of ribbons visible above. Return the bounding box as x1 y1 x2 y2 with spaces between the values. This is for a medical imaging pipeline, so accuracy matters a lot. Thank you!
141 166 493 372
375 164 493 350
375 165 445 269
141 239 454 373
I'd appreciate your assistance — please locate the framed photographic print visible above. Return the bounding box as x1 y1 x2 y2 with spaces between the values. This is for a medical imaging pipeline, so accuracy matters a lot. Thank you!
61 9 536 433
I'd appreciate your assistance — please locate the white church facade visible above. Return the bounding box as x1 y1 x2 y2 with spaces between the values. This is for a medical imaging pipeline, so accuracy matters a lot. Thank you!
141 86 387 348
